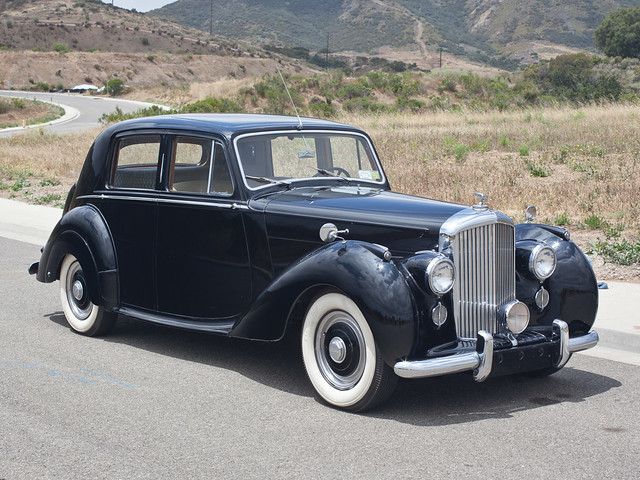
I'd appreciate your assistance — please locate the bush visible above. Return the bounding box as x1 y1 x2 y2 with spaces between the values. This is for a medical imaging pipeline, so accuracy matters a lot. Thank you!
104 78 125 96
52 42 69 53
180 97 243 113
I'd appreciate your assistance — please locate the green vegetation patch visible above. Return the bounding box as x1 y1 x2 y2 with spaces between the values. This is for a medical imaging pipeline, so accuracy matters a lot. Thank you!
589 236 640 266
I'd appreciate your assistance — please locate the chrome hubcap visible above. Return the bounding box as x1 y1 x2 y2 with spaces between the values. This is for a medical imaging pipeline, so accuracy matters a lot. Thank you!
72 280 84 301
328 336 347 363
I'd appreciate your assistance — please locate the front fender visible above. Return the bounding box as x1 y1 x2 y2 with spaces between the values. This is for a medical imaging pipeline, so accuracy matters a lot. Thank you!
231 241 417 365
36 205 118 309
516 223 598 335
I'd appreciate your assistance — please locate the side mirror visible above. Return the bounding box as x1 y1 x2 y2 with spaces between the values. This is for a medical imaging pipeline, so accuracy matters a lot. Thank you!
319 223 349 243
525 205 537 223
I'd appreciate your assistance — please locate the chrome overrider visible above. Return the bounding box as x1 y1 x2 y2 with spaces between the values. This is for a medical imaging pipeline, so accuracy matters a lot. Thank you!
393 319 599 380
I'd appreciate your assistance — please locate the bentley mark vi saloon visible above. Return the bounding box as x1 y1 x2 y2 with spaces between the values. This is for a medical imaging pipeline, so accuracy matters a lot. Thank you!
30 114 599 411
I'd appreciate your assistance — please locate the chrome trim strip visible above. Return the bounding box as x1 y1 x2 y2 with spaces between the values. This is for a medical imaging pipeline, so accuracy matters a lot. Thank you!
155 197 249 210
553 319 571 368
76 194 249 210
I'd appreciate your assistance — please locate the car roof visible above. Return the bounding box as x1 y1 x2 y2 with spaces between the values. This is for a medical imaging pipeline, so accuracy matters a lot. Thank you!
100 113 362 139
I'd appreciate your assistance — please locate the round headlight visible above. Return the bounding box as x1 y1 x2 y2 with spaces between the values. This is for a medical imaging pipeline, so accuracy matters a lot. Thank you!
502 300 530 334
426 257 455 296
529 245 557 281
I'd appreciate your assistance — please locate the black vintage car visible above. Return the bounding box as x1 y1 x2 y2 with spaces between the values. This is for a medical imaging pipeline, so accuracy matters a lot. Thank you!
30 114 599 411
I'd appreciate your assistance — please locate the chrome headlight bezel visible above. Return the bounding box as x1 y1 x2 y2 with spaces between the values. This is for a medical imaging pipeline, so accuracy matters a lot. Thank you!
425 256 455 296
529 245 557 281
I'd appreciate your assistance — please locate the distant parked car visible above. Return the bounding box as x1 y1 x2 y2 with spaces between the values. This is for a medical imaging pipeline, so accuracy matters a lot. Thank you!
30 114 599 411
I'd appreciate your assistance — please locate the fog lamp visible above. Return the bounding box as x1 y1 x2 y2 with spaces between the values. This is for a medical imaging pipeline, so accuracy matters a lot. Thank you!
431 303 447 327
502 300 530 334
426 257 455 296
529 245 557 281
535 286 550 309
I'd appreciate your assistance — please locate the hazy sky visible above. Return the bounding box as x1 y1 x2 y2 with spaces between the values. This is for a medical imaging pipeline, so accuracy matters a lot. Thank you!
100 0 177 13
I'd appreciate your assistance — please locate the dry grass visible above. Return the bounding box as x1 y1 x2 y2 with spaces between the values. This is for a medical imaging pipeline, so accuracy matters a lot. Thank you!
341 104 640 231
0 129 99 180
2 103 639 236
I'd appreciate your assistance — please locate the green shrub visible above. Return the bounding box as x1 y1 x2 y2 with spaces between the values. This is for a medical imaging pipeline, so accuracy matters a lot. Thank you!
104 78 125 96
526 159 551 177
52 42 69 53
589 237 640 265
584 214 605 229
181 97 243 113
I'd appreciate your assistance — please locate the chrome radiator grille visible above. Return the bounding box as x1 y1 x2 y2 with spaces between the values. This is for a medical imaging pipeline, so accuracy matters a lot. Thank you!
450 222 515 339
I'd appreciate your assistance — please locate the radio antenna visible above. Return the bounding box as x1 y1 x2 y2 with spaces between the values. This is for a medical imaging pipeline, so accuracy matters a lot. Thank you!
276 64 303 130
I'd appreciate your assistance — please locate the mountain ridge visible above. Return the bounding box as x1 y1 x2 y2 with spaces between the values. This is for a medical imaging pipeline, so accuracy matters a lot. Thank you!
151 0 640 68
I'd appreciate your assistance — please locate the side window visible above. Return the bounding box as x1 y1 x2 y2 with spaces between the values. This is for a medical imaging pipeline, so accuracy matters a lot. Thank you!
111 135 161 190
170 136 233 195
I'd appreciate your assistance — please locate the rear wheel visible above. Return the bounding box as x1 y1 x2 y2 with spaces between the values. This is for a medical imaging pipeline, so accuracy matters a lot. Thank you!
301 292 397 412
59 254 116 336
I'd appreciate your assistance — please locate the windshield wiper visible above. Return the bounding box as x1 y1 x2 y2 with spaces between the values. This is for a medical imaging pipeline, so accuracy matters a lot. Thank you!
245 175 291 187
313 168 350 182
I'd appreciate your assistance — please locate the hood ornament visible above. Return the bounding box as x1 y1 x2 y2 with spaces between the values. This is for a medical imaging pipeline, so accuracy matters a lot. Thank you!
473 192 489 211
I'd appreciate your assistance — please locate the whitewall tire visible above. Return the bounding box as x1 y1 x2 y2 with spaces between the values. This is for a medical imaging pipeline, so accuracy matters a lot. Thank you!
301 292 397 412
59 254 116 336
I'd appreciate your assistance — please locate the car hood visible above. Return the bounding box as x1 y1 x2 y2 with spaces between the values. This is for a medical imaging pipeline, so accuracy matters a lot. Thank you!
253 185 468 234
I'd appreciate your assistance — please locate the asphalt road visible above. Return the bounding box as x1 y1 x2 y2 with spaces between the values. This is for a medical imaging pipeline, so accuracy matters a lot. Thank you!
1 236 639 479
0 90 162 137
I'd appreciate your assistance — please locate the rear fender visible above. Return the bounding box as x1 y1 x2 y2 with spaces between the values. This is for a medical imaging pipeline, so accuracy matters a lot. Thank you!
231 240 417 365
37 205 118 309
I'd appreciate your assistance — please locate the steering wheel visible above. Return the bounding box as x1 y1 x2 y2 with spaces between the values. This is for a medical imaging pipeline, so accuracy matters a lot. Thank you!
313 167 351 178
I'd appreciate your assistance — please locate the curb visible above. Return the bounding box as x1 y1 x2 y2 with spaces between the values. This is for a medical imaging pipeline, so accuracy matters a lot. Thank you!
596 327 640 353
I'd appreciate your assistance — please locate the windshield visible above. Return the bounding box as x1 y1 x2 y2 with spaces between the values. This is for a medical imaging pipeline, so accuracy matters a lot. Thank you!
235 131 384 189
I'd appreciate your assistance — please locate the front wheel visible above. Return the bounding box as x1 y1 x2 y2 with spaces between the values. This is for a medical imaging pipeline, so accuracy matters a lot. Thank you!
59 254 116 336
301 292 397 412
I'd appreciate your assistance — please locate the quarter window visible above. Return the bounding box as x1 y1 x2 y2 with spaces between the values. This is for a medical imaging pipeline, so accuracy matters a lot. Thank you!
111 135 161 190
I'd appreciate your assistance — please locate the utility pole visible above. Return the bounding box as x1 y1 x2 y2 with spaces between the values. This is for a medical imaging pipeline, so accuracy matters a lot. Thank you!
439 46 443 68
210 0 213 36
325 33 329 70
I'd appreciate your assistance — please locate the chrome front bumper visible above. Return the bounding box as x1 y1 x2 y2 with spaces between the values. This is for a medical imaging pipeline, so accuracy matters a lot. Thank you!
394 319 599 381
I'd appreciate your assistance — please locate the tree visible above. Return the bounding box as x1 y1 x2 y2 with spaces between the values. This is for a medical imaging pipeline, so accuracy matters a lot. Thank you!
594 7 640 58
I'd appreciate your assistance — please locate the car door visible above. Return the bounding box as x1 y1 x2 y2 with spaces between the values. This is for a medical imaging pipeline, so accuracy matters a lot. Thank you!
155 135 252 321
98 133 162 311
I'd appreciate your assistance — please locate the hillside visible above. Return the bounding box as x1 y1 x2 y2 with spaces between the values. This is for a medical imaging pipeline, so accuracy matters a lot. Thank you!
151 0 639 69
0 0 259 55
0 0 319 91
